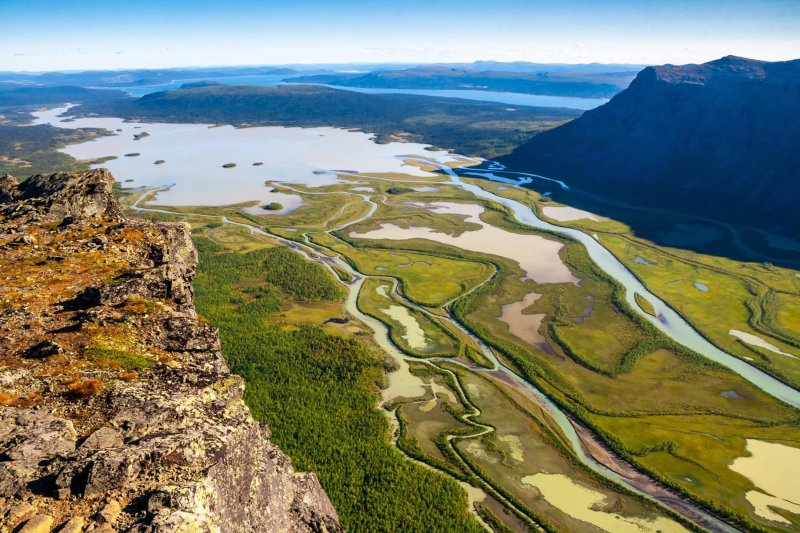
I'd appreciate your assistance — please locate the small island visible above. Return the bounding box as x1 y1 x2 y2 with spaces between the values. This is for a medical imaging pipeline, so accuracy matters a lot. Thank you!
262 202 284 211
154 160 165 165
253 162 264 166
133 131 150 140
634 293 657 317
222 162 237 168
124 152 141 157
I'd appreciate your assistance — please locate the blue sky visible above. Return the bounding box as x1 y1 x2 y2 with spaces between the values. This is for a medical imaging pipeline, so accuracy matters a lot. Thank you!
1 0 798 71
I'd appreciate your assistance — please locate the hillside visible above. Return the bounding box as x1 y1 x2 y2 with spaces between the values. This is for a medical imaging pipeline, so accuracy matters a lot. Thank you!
0 170 341 532
0 66 297 88
73 83 581 157
286 64 637 98
498 56 800 234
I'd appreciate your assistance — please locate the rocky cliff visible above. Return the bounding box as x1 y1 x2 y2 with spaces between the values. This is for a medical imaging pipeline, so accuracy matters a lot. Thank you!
498 56 800 234
0 169 342 532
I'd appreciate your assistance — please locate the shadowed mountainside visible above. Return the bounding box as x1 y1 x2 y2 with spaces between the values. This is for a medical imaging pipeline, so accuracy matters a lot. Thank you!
498 56 800 237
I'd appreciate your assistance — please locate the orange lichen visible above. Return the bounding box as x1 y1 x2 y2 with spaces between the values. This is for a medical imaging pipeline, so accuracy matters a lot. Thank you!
33 359 85 378
65 377 103 398
92 358 124 370
0 391 21 406
120 370 139 381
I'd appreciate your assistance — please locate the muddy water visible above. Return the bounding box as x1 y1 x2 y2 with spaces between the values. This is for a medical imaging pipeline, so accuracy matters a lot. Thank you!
728 330 797 359
521 474 689 533
350 201 578 284
499 292 547 349
542 205 600 222
381 305 428 350
729 439 800 525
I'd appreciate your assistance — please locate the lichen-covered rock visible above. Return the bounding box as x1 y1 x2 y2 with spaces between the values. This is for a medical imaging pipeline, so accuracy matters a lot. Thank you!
0 170 342 532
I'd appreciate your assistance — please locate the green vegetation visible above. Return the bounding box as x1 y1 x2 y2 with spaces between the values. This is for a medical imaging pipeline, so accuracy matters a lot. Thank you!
134 179 700 532
192 236 483 532
452 179 800 531
358 277 460 357
82 345 155 371
634 292 656 316
76 84 581 157
477 177 800 389
259 246 344 302
262 202 283 210
0 124 108 175
386 186 414 194
309 231 492 307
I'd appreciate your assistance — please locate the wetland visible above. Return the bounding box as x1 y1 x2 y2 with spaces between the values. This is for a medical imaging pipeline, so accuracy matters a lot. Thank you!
38 105 800 533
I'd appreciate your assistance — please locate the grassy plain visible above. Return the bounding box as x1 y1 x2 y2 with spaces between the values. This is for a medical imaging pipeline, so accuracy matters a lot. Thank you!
139 184 688 531
310 232 493 306
358 277 461 357
459 177 800 531
126 170 800 531
472 177 800 388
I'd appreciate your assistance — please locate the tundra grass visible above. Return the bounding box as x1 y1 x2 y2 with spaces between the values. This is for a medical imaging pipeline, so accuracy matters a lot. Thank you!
601 234 800 386
452 235 800 530
634 292 657 316
358 277 460 357
469 176 800 389
450 368 683 533
141 188 365 231
310 232 493 306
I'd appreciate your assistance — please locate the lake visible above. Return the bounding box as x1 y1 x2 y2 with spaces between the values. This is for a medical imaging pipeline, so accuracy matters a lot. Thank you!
31 106 458 209
111 75 607 110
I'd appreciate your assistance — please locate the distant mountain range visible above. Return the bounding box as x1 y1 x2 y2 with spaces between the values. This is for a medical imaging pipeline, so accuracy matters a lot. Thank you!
498 56 800 234
0 84 125 106
286 65 639 98
0 66 298 88
0 62 641 99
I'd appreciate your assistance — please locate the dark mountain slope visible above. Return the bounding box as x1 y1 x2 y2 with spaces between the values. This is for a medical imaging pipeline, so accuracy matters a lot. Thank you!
498 56 800 234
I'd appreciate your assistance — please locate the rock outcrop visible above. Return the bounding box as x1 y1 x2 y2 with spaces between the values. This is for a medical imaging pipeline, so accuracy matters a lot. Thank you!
0 170 342 532
498 56 800 234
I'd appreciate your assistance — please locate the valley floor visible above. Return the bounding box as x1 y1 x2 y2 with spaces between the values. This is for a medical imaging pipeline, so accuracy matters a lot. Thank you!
122 156 800 533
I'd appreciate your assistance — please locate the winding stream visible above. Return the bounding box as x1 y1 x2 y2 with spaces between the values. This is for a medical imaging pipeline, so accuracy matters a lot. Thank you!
442 161 800 410
114 134 792 532
133 186 737 532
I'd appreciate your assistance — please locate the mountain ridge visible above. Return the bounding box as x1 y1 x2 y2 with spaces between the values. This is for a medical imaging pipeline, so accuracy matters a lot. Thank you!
498 56 800 234
0 169 341 532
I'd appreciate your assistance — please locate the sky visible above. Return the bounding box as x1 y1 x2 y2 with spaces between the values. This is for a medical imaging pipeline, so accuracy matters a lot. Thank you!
1 0 798 71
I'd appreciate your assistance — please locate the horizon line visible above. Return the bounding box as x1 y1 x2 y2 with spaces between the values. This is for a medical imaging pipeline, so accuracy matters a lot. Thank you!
6 55 799 75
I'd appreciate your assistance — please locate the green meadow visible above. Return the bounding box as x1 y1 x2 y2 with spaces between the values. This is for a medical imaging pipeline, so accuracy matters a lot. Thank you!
127 169 800 532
